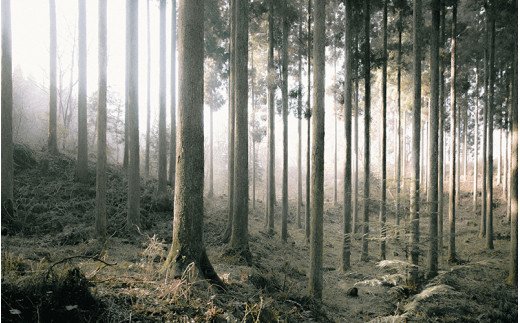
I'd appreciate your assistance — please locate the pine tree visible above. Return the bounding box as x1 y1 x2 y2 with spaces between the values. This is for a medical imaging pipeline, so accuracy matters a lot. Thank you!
76 0 88 182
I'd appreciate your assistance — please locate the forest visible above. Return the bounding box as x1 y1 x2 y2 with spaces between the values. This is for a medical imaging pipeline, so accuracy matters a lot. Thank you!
0 0 518 321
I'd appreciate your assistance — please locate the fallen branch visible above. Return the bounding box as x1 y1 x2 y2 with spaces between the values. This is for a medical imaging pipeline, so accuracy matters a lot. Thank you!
45 256 117 280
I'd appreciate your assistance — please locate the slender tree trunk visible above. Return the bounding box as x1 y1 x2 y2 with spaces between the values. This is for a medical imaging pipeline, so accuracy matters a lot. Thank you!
341 0 352 271
463 107 468 180
297 6 303 228
360 0 371 262
379 0 388 261
158 0 167 196
473 61 479 211
145 0 151 177
409 0 422 285
48 0 58 154
281 0 289 242
305 0 311 240
395 23 402 236
456 95 461 205
481 31 488 238
164 0 222 287
96 0 107 238
267 0 275 235
485 12 495 250
353 34 359 234
76 0 88 182
448 1 457 262
308 0 325 299
334 55 338 207
126 0 140 230
169 0 177 189
208 106 214 197
1 0 14 216
438 4 445 252
427 0 440 278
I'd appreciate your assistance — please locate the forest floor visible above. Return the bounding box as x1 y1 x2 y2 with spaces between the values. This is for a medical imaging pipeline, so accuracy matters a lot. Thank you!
1 145 517 322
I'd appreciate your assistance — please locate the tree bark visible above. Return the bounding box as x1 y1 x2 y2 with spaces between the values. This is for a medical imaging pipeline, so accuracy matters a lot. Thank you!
48 0 58 154
164 0 222 287
158 0 167 196
438 3 445 254
485 11 495 250
360 0 371 262
473 61 479 211
208 105 214 198
76 0 88 182
266 0 275 235
353 34 359 234
308 0 325 299
481 27 489 238
297 5 303 228
379 0 388 261
145 0 151 177
305 0 311 241
395 21 402 237
126 0 140 230
96 0 107 238
448 1 457 262
169 0 177 189
427 0 440 278
281 0 289 242
2 0 14 216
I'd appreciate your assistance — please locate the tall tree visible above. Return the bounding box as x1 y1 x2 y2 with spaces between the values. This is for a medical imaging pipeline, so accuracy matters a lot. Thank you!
48 0 58 154
1 0 13 216
448 1 457 262
353 33 359 234
164 0 222 287
308 0 325 299
76 0 88 182
169 0 177 190
473 61 479 211
360 0 371 262
145 0 151 177
305 0 312 241
96 0 107 238
266 0 275 235
229 0 251 263
438 2 445 254
485 8 495 250
409 0 422 285
281 0 289 242
379 0 388 261
395 9 403 238
427 0 440 278
126 0 140 230
480 24 489 238
297 1 303 229
158 0 168 195
341 0 352 271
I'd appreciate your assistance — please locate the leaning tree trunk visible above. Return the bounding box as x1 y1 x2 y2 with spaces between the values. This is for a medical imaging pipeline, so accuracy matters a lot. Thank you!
448 1 457 262
308 0 325 300
48 0 58 154
379 0 388 261
96 0 107 238
485 11 495 250
145 0 151 177
281 0 289 243
76 0 88 183
126 0 140 230
360 0 371 262
409 0 422 286
2 0 14 216
158 0 168 196
169 0 177 189
341 0 353 271
427 0 440 279
266 0 276 235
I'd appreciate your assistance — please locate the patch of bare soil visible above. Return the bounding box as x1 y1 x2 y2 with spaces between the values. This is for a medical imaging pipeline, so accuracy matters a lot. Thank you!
1 148 517 321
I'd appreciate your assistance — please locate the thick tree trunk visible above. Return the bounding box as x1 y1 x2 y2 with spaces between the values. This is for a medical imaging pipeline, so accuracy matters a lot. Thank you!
2 0 14 216
158 0 167 196
169 0 177 189
360 0 371 262
409 0 422 286
96 0 107 238
48 0 58 154
266 0 275 235
308 0 325 299
485 13 495 250
164 0 222 287
126 0 140 230
341 0 352 271
448 1 457 262
76 0 88 182
145 0 151 177
427 0 440 278
281 0 289 243
379 0 388 261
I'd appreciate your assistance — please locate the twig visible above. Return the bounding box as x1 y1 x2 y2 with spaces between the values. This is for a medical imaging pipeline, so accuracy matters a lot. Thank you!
45 256 117 280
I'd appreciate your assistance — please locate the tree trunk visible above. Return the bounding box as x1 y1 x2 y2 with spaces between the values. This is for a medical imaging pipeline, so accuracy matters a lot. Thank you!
463 106 468 180
145 0 151 177
229 0 251 264
281 0 289 243
48 0 58 154
379 0 388 261
158 0 167 196
334 56 338 207
1 0 14 216
266 0 275 235
308 0 325 299
485 12 495 250
305 0 311 241
427 0 440 279
76 0 88 182
360 0 371 262
126 0 140 230
473 61 479 211
169 0 177 189
438 4 445 253
481 28 488 238
164 0 222 287
341 0 352 271
448 1 457 262
208 106 214 197
395 22 402 236
353 34 359 234
96 0 107 238
297 5 303 228
456 94 461 205
409 0 422 286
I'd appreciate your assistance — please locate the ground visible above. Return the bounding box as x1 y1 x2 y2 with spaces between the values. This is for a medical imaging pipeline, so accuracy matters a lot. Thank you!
1 146 517 322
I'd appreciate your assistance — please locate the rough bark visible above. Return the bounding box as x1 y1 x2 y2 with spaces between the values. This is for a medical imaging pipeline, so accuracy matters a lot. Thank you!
305 0 311 240
448 1 457 262
126 0 140 230
353 34 359 234
96 0 107 238
48 0 58 154
297 6 303 228
169 0 177 188
379 0 387 261
395 22 402 236
158 0 167 196
308 0 325 300
481 28 489 238
76 0 88 182
438 4 445 254
2 0 14 216
473 61 479 212
281 0 289 242
485 12 495 250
